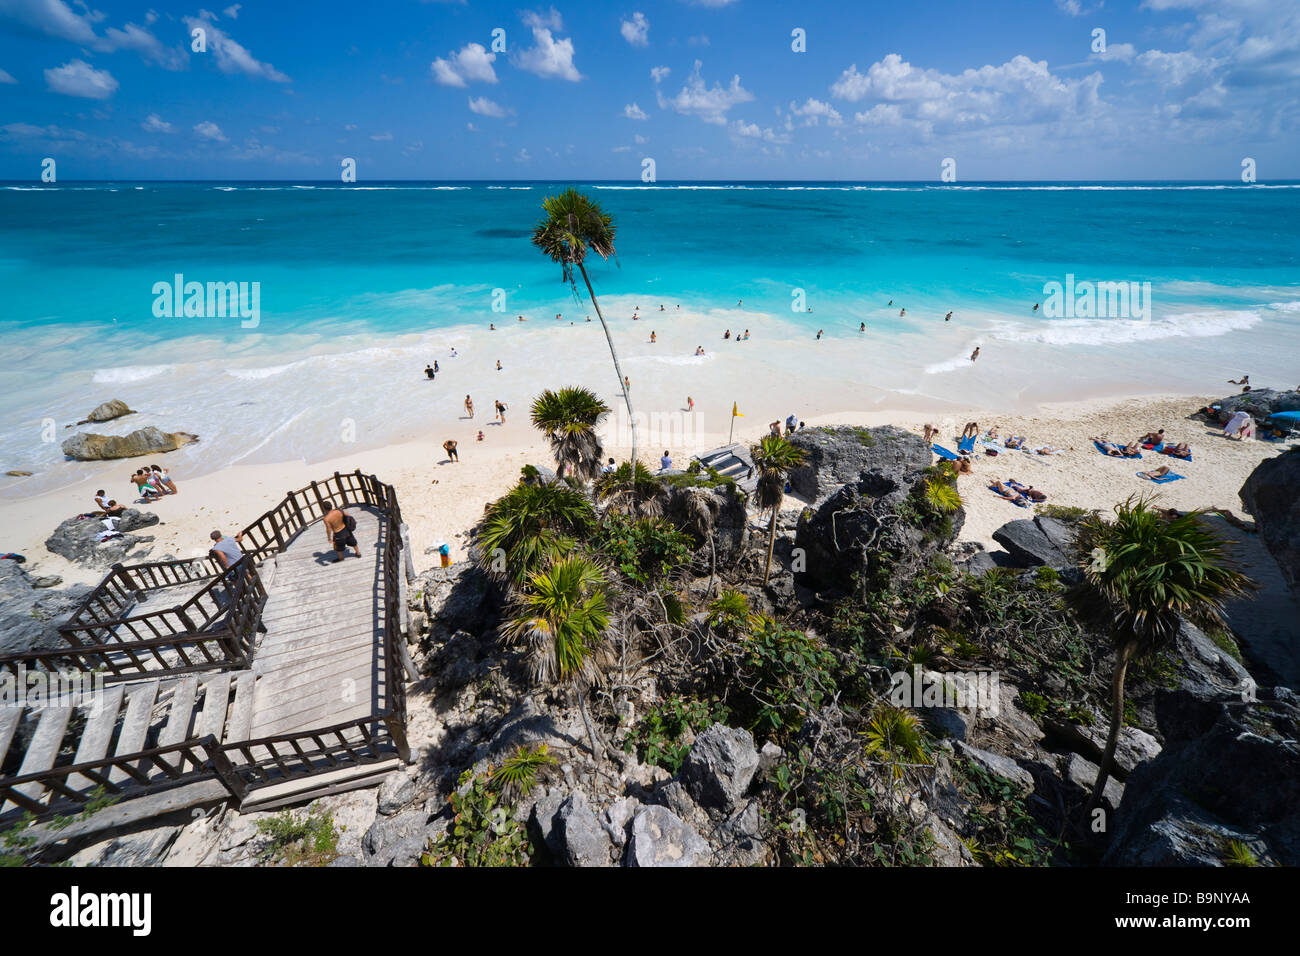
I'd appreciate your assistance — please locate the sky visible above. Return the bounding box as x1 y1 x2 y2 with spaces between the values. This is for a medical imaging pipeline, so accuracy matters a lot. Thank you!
0 0 1297 181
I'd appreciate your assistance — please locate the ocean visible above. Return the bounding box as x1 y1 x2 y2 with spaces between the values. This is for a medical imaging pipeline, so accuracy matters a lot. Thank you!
2 180 1298 492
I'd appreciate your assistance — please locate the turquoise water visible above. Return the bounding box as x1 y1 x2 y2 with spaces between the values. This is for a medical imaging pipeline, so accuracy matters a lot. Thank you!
2 180 1298 485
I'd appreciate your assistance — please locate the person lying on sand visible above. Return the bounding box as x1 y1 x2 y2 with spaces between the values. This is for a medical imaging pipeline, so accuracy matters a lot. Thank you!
1004 436 1026 449
1138 466 1171 480
1006 480 1047 502
983 426 999 441
1165 441 1192 458
989 481 1028 505
94 490 126 516
1092 436 1141 457
1138 429 1165 446
1035 445 1065 455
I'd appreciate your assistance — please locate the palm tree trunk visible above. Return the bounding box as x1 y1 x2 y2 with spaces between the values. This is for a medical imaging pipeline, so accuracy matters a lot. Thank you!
577 262 637 468
1089 640 1134 814
574 683 605 765
708 534 717 597
763 505 778 586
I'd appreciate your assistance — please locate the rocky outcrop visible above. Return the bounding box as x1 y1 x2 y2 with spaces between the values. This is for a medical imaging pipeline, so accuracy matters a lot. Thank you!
76 399 135 425
44 509 159 569
1103 687 1300 866
991 516 1077 568
1206 388 1300 426
61 426 197 461
0 559 93 656
626 805 711 867
413 562 497 641
661 482 750 565
680 723 759 812
1240 447 1300 590
787 425 931 503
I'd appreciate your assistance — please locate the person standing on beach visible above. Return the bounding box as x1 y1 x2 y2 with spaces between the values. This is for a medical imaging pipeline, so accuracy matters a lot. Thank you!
769 421 781 438
496 400 507 424
687 396 694 412
624 375 631 391
424 364 434 380
434 360 439 374
322 501 361 561
945 312 953 322
650 331 656 343
816 329 823 340
923 424 937 444
961 422 978 438
443 439 459 462
465 395 474 417
496 360 502 371
970 347 980 362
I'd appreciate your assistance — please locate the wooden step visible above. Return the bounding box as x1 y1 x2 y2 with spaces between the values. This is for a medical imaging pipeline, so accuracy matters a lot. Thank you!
197 673 232 742
158 676 199 748
9 706 73 808
66 684 127 792
225 673 257 742
108 681 159 784
238 757 402 813
0 707 21 767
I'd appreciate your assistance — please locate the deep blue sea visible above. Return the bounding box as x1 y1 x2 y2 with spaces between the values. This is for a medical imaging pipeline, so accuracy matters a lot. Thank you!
2 180 1298 488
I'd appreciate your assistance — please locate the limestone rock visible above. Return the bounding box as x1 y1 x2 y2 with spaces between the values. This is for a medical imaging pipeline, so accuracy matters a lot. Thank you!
61 426 197 461
80 398 135 424
626 805 711 867
680 723 759 812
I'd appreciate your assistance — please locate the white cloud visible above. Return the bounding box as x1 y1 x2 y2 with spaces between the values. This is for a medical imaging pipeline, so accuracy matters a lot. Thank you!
621 12 649 47
623 102 649 120
612 145 631 152
514 8 581 81
730 120 789 143
0 68 16 84
223 3 241 17
141 112 173 133
514 147 531 163
370 131 393 141
468 96 511 118
1 1 183 68
788 97 843 127
182 13 289 82
651 65 670 83
193 120 227 141
1093 42 1137 63
431 42 498 87
44 59 118 99
1137 49 1209 87
466 122 480 132
657 60 753 125
634 133 648 144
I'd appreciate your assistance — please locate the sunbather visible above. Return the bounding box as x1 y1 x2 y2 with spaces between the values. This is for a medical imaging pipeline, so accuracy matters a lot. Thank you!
1004 436 1026 449
1092 436 1141 457
1137 429 1165 446
1165 442 1191 458
989 481 1029 505
1138 466 1171 480
1035 445 1064 455
1006 480 1047 502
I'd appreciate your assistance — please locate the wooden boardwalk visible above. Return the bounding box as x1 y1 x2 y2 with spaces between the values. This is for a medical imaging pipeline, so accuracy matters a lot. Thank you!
250 507 394 738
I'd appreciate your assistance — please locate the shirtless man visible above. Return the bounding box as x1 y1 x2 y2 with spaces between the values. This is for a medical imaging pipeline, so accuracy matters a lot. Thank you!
1138 429 1165 446
443 439 459 462
923 424 937 444
322 500 361 560
961 422 979 439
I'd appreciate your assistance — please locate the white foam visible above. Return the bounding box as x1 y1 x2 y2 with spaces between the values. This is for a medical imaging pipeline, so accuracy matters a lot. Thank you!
92 364 172 384
989 309 1263 346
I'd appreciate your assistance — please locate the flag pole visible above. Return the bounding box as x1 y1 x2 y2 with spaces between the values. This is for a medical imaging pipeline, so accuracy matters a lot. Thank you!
728 403 735 445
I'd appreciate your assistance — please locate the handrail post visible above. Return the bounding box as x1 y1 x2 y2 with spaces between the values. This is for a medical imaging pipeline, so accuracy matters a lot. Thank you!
204 736 248 801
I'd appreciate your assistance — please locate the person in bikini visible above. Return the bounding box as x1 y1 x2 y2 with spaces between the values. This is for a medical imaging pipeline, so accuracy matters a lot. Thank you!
322 500 361 561
1138 465 1172 480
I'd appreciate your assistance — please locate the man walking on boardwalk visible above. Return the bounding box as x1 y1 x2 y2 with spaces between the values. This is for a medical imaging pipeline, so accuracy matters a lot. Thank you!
322 500 361 561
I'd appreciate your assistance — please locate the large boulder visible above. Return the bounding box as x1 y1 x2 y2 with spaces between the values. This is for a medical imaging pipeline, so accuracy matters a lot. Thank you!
1045 720 1161 780
626 806 711 867
1103 687 1300 866
78 399 135 424
991 516 1077 568
680 723 759 812
787 425 932 503
0 559 94 656
1173 619 1255 699
553 791 614 867
44 509 159 569
1206 388 1300 426
61 426 197 461
1240 447 1300 590
414 562 496 638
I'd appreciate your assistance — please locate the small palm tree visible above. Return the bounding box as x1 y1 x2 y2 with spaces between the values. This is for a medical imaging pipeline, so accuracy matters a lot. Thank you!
532 189 638 464
706 588 754 635
503 555 613 761
477 481 595 585
750 434 806 586
593 460 666 518
1075 497 1252 811
680 485 721 595
530 386 610 482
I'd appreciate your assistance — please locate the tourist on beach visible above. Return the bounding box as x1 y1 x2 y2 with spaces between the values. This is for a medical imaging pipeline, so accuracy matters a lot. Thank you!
989 481 1028 505
210 529 246 574
1138 429 1165 447
860 322 866 332
945 312 953 322
888 300 893 306
660 451 673 471
1138 466 1172 480
687 396 695 412
434 361 439 373
961 422 979 439
724 330 731 339
1006 480 1047 502
1228 375 1250 386
321 501 361 561
899 309 905 317
695 346 705 356
955 456 974 474
496 360 502 371
450 348 458 357
624 375 631 390
660 305 665 311
601 458 616 475
131 471 161 500
923 424 937 444
443 439 459 462
424 364 434 380
495 400 507 423
744 330 750 340
650 331 656 343
970 347 980 361
477 430 485 442
465 395 474 417
94 491 125 516
1092 436 1142 457
816 329 823 340
490 323 496 330
785 415 798 435
769 421 781 438
150 465 177 494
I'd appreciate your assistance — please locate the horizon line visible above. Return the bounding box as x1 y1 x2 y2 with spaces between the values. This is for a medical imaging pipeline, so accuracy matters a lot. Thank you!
3 177 1297 185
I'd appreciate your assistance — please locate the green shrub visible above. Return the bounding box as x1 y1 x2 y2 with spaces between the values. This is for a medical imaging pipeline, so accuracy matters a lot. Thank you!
594 513 692 583
255 810 339 866
624 695 731 773
423 771 530 868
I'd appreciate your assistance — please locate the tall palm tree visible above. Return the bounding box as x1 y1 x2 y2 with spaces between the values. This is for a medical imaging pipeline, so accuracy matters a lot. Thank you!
477 481 596 586
503 555 613 761
1075 497 1252 811
530 386 610 481
593 460 666 518
751 434 806 586
532 189 638 465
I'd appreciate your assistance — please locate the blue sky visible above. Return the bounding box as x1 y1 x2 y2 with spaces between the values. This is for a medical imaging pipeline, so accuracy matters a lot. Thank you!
1 0 1297 180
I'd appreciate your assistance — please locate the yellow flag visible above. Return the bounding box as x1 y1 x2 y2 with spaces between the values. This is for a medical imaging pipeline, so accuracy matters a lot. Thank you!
732 402 743 417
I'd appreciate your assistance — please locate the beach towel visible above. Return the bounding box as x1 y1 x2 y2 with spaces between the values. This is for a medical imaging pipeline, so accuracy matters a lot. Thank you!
1162 448 1192 461
988 485 1030 507
1094 440 1141 459
932 444 960 461
1139 471 1185 484
957 435 976 454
